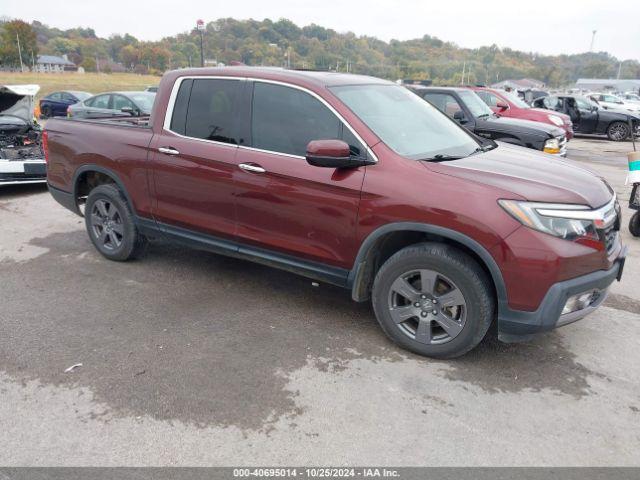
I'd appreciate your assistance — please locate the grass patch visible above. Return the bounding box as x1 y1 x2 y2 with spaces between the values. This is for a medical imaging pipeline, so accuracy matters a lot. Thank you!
0 72 162 100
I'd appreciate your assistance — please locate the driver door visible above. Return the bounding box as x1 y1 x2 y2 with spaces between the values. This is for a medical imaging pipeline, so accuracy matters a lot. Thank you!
233 81 367 269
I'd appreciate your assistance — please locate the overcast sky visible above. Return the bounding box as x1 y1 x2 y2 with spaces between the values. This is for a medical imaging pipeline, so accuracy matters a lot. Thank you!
3 0 639 60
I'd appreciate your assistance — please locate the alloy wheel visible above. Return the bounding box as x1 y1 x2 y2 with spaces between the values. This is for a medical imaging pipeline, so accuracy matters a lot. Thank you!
387 269 467 345
90 199 124 251
609 123 629 141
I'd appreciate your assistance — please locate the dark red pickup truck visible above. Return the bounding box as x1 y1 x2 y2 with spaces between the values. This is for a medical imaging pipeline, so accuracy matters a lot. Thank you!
45 67 626 358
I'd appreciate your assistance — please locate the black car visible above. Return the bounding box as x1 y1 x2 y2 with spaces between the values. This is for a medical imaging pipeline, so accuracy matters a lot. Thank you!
532 95 640 141
409 86 567 156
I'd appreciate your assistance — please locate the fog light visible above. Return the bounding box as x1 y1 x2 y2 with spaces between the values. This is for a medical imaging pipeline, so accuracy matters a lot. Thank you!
562 290 600 315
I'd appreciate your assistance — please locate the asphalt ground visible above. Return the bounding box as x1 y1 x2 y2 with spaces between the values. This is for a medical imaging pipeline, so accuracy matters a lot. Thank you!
0 137 639 466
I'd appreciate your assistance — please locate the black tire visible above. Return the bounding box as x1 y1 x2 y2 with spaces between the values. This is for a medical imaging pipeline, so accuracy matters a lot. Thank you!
84 184 147 261
372 242 494 359
41 105 52 119
607 121 630 141
630 212 640 237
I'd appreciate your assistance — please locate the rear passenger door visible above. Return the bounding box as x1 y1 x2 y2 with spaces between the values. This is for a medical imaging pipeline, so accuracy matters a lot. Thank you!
233 81 367 269
149 77 241 240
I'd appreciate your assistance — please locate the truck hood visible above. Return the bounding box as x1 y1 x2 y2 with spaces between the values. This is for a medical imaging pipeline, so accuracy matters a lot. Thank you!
481 115 565 137
427 143 612 208
0 84 40 125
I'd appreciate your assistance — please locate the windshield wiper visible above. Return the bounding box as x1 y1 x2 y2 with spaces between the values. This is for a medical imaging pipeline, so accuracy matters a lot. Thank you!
418 154 467 162
476 113 492 119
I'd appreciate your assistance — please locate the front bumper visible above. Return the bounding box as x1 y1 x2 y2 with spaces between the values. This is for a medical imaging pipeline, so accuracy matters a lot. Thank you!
498 246 627 342
0 159 46 185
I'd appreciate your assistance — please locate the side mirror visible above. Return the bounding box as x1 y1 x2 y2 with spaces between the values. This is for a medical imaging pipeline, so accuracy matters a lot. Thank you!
306 140 360 168
496 102 509 111
453 110 467 123
120 107 135 115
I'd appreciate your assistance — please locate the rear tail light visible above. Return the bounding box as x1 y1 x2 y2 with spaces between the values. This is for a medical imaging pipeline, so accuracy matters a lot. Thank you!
66 106 71 117
42 130 49 164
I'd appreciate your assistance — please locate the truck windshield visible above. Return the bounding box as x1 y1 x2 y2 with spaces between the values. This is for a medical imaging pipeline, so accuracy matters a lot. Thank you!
330 84 480 160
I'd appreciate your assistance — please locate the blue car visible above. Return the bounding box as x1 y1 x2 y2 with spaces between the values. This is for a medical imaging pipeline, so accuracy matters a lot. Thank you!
39 91 92 118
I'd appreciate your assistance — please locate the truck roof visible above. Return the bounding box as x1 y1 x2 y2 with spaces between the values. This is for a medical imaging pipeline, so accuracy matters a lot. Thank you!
163 66 393 88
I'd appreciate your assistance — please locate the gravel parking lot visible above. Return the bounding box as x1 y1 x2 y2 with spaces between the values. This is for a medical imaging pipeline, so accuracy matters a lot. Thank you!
1 137 639 466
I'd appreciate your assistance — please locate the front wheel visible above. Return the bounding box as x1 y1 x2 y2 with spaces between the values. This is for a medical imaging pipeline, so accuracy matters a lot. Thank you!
85 184 147 261
607 121 630 141
372 243 494 359
630 212 640 237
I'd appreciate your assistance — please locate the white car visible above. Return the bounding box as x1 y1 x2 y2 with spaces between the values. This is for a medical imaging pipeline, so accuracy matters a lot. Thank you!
0 84 46 185
586 92 640 113
620 92 640 106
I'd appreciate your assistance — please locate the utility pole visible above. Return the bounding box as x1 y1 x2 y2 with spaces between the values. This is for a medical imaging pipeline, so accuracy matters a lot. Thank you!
589 30 597 52
461 61 466 85
16 33 24 72
617 61 623 79
196 19 205 67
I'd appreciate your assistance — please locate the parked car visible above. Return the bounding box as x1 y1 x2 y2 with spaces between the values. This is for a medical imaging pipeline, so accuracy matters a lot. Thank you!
45 68 625 358
585 93 640 113
409 86 567 156
621 92 640 106
39 91 91 118
0 84 46 185
67 91 155 119
471 86 573 139
532 95 640 141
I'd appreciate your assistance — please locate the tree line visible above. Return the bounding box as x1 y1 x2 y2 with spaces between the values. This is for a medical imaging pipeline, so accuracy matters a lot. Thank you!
1 16 638 87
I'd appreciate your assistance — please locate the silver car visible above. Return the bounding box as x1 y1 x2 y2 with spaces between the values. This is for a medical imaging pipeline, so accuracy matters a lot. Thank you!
67 91 155 118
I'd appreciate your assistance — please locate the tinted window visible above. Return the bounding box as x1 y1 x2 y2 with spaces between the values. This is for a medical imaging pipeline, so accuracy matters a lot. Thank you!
49 92 62 101
251 82 341 157
169 79 193 135
476 90 499 107
184 79 240 144
423 93 464 118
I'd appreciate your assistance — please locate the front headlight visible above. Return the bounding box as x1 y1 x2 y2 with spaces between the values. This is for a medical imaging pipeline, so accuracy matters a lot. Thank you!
548 114 564 126
543 137 560 154
498 200 599 241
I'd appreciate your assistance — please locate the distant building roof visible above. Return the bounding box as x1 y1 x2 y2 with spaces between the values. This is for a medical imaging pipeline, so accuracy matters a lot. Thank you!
36 55 75 66
576 78 640 90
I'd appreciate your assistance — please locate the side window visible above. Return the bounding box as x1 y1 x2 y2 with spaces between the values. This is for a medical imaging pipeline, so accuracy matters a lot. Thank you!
88 95 110 109
61 93 75 102
542 96 558 109
423 93 463 119
49 92 62 101
112 95 135 111
169 79 193 135
183 79 240 144
251 82 341 157
476 91 498 107
341 124 367 158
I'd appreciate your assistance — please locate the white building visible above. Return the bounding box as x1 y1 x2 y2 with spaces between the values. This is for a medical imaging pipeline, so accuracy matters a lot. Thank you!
576 78 640 93
34 55 77 73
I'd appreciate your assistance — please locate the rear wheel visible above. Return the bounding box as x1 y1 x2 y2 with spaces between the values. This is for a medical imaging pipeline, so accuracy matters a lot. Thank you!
41 105 52 119
372 243 494 359
630 212 640 237
607 121 630 141
85 184 147 261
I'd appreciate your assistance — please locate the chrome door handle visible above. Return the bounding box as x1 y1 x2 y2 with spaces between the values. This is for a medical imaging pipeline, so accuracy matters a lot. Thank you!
158 147 180 155
239 163 266 174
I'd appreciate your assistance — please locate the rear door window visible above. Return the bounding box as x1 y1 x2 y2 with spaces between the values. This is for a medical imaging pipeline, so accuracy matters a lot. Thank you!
169 78 240 144
88 95 110 109
250 82 365 157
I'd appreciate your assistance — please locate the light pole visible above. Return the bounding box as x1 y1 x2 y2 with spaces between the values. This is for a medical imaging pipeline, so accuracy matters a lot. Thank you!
196 19 205 67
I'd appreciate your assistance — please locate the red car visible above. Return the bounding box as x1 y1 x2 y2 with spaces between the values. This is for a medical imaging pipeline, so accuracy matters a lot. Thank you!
45 68 624 358
470 86 574 140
